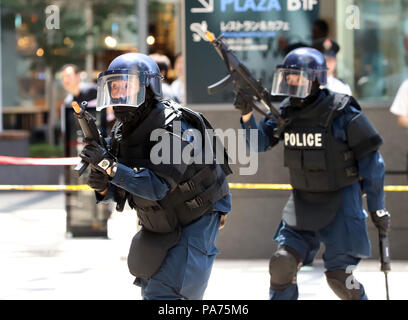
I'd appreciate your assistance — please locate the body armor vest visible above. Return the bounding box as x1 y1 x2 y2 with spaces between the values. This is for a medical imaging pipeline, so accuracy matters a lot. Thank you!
282 91 359 192
110 99 231 234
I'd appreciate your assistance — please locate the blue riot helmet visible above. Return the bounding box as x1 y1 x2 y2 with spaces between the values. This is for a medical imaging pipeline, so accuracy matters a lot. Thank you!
271 47 328 98
96 53 163 111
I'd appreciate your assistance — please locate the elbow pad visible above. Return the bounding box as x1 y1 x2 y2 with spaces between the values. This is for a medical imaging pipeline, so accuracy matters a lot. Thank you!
347 113 383 160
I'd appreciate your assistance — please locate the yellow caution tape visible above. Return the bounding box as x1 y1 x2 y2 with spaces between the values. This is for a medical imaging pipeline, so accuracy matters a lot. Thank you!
228 183 293 190
0 184 408 192
229 184 408 192
384 185 408 192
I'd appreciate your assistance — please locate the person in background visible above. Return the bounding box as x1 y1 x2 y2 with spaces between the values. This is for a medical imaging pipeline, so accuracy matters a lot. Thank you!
36 64 98 145
390 80 408 128
313 38 352 96
61 64 98 109
312 19 330 42
277 18 329 60
149 53 176 101
61 64 115 131
170 53 184 104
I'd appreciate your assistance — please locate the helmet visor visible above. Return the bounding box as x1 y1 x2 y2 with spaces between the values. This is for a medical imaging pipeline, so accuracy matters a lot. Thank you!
271 68 314 98
96 70 146 111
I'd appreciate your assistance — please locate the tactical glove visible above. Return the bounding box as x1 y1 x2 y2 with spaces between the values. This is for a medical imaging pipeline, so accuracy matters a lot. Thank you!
233 91 254 116
88 168 109 193
80 140 116 174
370 210 391 233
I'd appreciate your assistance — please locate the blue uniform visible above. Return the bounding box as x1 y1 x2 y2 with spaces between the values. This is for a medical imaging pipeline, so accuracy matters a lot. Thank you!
98 119 231 300
241 104 385 300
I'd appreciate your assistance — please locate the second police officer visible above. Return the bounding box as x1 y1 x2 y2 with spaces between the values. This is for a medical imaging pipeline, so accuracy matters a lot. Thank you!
79 53 232 300
235 48 390 300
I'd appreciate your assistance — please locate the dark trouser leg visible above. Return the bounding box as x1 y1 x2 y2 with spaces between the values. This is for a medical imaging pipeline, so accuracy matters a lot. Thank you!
136 212 221 300
325 269 368 300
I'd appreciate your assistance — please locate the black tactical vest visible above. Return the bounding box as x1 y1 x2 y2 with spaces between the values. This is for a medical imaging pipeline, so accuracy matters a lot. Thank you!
110 99 231 234
282 91 359 192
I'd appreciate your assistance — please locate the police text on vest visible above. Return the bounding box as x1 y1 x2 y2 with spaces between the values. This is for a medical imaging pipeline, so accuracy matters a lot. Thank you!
284 132 323 148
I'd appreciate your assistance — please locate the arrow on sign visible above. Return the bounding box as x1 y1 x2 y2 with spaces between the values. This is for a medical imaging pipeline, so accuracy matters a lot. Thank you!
191 0 214 13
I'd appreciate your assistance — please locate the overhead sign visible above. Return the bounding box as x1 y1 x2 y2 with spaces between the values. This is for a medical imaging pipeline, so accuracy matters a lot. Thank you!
184 0 320 104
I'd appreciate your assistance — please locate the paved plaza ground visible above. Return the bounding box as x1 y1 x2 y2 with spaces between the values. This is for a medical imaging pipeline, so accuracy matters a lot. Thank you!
1 191 406 300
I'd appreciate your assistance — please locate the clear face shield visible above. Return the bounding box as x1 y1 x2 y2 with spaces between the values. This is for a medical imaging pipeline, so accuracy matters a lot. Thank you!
96 70 147 111
271 68 315 98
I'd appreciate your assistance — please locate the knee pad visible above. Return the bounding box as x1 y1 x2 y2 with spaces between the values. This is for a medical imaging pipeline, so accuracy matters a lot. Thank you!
325 269 363 300
269 246 302 290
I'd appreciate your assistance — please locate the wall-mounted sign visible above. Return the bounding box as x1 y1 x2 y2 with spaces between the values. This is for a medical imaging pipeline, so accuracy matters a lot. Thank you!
184 0 320 104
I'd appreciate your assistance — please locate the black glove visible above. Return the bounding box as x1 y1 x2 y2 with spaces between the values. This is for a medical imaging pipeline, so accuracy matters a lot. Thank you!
88 168 109 193
370 210 391 233
79 141 115 174
233 91 254 116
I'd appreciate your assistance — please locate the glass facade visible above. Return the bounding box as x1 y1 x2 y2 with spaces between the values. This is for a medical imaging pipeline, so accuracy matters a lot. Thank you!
336 0 408 102
0 0 142 130
1 0 407 133
0 0 183 131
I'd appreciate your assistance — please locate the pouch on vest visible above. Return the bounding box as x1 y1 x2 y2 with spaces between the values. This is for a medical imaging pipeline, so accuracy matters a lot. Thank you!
128 197 179 234
127 227 181 278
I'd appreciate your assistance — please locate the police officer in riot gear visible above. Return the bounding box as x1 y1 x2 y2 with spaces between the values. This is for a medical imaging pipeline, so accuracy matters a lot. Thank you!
79 53 232 300
236 47 390 300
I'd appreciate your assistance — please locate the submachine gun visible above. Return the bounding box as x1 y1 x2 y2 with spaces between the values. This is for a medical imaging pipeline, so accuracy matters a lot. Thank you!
203 30 287 138
72 101 109 177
